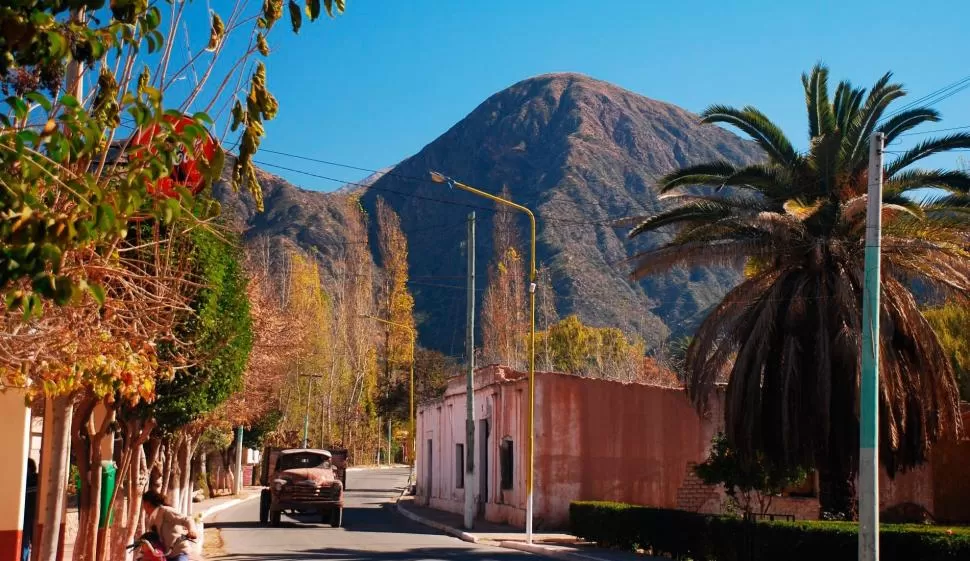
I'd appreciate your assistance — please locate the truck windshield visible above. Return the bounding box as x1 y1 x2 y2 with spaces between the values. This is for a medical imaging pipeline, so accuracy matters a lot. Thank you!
278 453 330 471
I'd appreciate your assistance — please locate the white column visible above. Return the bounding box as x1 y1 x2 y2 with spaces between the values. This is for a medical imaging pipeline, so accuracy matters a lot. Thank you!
0 387 32 560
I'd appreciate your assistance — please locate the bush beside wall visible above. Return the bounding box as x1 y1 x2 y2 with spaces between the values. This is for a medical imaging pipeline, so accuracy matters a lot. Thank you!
569 501 970 561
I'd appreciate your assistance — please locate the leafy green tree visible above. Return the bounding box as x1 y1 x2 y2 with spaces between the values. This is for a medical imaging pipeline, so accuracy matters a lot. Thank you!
537 315 645 380
148 226 253 432
923 302 970 401
696 433 808 517
627 64 969 516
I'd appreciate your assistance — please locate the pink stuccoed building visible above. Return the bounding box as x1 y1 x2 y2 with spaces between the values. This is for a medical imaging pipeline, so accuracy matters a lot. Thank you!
415 365 970 529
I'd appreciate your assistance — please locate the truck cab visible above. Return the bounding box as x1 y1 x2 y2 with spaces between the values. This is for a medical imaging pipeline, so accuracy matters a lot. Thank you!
259 448 346 527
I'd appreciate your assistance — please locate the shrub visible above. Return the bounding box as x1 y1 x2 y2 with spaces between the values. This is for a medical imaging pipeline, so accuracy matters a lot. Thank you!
569 501 970 561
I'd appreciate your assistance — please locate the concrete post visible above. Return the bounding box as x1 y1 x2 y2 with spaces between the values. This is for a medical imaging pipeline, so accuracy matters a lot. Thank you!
0 387 32 560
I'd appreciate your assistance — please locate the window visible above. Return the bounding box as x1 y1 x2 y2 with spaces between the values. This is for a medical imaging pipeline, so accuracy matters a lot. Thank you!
277 452 329 471
500 438 514 490
456 444 465 489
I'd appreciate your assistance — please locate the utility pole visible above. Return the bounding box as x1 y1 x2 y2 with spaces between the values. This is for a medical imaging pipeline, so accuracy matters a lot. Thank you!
234 426 244 494
388 418 393 466
464 212 477 530
300 374 323 449
859 131 884 561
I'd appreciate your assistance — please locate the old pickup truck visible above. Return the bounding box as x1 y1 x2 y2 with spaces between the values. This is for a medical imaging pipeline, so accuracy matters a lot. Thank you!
258 447 347 527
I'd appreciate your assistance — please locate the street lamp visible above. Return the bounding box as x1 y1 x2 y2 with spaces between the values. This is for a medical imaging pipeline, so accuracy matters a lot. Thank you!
429 171 538 544
361 315 417 476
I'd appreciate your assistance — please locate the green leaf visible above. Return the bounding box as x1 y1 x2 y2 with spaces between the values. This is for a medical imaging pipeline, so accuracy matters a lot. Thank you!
61 94 80 108
7 96 28 120
144 6 162 31
26 92 52 112
192 112 214 125
87 283 106 306
53 276 76 306
17 130 40 147
288 0 302 32
47 31 67 58
30 11 54 26
163 197 181 224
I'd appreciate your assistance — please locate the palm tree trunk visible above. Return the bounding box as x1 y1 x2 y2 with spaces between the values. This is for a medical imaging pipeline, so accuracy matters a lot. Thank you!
817 460 856 519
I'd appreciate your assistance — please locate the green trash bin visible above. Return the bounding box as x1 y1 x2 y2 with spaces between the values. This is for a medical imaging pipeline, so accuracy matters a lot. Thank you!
73 461 117 528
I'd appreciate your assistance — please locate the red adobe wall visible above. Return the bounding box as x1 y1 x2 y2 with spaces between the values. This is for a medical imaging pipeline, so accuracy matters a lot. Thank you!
416 366 969 529
534 372 720 528
931 407 970 522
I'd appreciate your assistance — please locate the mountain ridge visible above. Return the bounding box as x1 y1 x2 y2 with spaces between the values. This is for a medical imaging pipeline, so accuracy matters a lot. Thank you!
218 72 763 355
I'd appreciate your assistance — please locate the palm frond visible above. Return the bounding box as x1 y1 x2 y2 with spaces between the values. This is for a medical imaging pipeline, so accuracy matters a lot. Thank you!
877 108 941 146
803 64 837 138
627 201 736 238
885 133 970 177
884 168 970 196
701 105 800 166
656 161 739 192
628 239 771 280
920 192 970 209
842 72 906 169
834 80 865 132
719 163 795 199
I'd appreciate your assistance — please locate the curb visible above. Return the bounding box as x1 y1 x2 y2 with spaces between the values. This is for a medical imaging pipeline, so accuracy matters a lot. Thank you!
395 501 480 544
500 541 607 561
199 492 261 520
347 464 409 472
393 495 609 561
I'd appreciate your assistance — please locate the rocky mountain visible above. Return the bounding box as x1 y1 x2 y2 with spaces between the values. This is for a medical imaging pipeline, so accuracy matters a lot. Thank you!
218 73 762 356
213 164 369 280
358 73 761 354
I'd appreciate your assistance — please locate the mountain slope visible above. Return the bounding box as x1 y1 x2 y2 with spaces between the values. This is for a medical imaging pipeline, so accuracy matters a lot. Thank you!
213 164 370 280
358 73 762 354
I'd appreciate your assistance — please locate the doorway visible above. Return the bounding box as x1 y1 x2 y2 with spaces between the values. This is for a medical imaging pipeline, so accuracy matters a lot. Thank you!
478 419 490 515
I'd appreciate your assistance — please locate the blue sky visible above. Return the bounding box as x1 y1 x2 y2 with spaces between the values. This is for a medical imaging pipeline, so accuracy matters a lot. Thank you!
203 0 970 189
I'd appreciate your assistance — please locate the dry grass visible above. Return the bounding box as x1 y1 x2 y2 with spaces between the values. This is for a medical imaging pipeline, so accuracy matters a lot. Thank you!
202 524 225 559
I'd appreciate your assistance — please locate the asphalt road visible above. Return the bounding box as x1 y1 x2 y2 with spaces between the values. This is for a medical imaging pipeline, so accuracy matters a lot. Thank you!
207 467 536 561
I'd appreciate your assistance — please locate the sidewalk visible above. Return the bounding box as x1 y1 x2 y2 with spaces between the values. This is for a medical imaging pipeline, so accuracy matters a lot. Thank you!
62 486 262 560
396 497 659 561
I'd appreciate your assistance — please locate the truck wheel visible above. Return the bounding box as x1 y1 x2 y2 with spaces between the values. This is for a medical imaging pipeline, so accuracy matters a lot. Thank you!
330 507 343 528
270 509 281 527
259 490 270 525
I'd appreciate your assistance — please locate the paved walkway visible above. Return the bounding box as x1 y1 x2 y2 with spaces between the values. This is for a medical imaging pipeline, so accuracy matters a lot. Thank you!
62 486 262 560
397 497 659 561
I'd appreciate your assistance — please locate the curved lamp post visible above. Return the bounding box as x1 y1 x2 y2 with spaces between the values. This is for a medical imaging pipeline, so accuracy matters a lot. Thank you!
429 171 537 544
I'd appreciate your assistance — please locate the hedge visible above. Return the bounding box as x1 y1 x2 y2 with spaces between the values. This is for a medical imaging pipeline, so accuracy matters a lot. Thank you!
569 501 970 561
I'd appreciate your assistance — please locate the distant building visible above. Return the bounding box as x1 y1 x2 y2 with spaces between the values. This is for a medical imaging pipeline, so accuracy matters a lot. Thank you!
415 365 970 529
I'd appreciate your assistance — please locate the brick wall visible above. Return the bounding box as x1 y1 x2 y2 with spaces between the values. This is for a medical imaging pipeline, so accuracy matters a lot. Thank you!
676 462 719 512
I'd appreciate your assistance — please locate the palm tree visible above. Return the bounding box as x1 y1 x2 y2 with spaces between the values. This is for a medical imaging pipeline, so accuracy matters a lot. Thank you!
627 64 969 516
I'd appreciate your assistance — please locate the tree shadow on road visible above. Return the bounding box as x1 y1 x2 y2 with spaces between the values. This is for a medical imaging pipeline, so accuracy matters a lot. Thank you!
210 545 535 561
208 504 441 535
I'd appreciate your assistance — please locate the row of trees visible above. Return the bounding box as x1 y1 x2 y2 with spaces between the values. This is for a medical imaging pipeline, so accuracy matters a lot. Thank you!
0 1 351 560
479 192 657 382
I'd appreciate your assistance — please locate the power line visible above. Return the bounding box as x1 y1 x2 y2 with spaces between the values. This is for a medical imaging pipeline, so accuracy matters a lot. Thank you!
895 124 970 137
881 73 970 122
251 158 630 227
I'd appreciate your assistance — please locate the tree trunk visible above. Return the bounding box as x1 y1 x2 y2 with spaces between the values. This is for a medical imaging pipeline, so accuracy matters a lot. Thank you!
70 398 100 561
817 461 856 520
37 396 72 561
